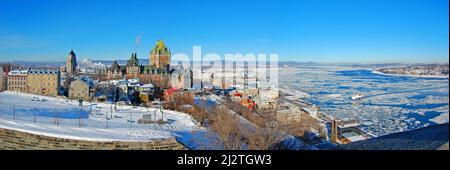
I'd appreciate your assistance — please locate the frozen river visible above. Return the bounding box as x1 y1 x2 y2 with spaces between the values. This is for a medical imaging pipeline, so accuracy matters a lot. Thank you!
279 66 449 136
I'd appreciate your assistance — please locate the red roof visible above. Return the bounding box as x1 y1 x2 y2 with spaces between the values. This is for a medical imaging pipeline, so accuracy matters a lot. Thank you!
165 87 178 95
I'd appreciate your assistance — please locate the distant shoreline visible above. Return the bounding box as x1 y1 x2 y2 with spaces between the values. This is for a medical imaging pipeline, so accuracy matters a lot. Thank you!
369 69 449 79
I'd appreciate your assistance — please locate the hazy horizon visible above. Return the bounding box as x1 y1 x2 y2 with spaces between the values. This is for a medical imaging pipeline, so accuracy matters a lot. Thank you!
1 57 448 66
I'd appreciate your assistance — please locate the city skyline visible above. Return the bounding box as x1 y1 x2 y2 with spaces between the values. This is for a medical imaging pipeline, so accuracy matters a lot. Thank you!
0 0 448 64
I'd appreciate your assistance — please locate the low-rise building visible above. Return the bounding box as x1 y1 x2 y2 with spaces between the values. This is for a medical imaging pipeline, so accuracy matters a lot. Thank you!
170 64 193 90
330 118 372 144
138 83 155 95
27 69 60 97
7 68 29 93
69 77 94 101
137 83 155 103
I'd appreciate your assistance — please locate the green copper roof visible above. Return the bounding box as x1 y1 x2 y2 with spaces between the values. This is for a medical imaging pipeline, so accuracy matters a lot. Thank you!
150 40 171 56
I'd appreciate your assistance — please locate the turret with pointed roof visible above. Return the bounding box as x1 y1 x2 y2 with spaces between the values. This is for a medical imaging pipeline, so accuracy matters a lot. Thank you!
107 60 125 79
126 53 139 67
110 60 121 72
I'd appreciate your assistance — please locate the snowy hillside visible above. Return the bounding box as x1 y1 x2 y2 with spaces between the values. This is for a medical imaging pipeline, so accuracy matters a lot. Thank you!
0 91 206 145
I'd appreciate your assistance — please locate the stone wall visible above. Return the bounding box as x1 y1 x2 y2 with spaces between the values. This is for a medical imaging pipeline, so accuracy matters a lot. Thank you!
0 128 187 150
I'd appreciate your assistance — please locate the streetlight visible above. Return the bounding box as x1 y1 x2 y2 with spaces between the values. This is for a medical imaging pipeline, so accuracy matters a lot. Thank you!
158 98 164 123
154 109 157 130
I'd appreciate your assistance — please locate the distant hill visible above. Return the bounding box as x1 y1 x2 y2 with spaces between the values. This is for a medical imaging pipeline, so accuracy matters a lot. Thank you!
0 61 65 67
0 59 150 67
278 61 322 67
92 58 149 66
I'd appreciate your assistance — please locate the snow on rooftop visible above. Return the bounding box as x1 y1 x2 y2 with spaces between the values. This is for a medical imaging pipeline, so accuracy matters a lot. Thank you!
141 84 154 88
9 69 29 75
338 122 360 128
342 133 367 142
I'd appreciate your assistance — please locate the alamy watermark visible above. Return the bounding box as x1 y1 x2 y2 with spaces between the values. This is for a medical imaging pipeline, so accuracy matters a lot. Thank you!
171 46 279 92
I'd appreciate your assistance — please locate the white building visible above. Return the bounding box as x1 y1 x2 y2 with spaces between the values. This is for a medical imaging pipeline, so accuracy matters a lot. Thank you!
138 83 155 95
170 64 192 90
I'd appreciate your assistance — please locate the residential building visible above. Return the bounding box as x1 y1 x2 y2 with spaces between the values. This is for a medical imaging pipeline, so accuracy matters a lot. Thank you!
69 77 94 101
27 69 60 97
137 83 155 103
137 83 154 95
7 68 29 92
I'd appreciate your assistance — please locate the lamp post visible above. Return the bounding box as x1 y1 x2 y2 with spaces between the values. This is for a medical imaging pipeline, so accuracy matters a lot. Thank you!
154 109 157 130
112 84 115 119
159 98 163 123
129 112 132 129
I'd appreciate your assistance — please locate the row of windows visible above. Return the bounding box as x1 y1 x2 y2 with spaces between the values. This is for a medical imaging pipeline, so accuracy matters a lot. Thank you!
30 88 57 92
29 77 57 81
8 81 26 86
8 81 57 87
70 89 87 94
8 87 26 91
9 77 26 80
29 83 57 87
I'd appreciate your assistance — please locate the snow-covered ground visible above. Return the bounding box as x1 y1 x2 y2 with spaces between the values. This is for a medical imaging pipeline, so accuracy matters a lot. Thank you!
279 66 449 136
0 91 206 146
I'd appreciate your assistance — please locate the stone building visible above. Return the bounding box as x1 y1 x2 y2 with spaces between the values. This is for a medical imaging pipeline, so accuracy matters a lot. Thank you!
107 60 125 80
27 69 60 97
7 68 29 92
126 53 141 78
105 40 192 91
0 67 5 92
66 49 77 75
69 77 94 101
107 40 172 89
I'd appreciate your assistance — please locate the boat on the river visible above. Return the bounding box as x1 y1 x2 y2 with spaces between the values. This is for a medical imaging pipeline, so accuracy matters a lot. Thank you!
351 93 364 100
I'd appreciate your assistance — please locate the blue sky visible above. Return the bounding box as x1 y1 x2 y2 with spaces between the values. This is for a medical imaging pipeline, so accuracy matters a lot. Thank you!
0 0 448 63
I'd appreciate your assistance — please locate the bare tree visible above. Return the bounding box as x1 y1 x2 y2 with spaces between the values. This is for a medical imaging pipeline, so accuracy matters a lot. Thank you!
208 101 292 150
63 76 76 96
163 92 209 126
208 106 244 150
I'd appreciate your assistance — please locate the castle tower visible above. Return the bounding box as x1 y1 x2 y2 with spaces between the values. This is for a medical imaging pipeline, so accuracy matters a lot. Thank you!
126 53 139 67
126 53 140 78
150 40 171 69
66 49 77 75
